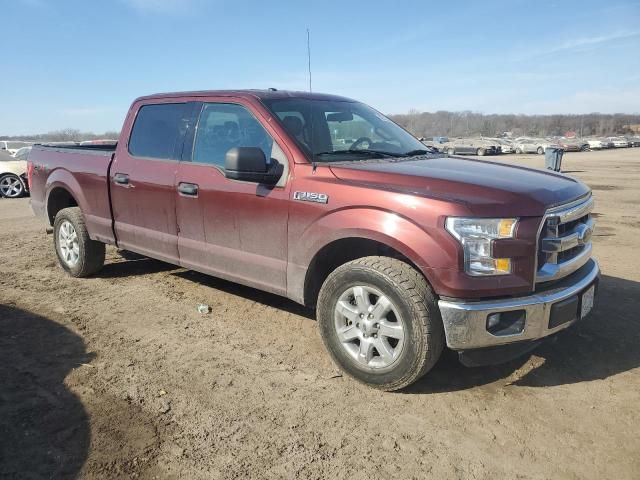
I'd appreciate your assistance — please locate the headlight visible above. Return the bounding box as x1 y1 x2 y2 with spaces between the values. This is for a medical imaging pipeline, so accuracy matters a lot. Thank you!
445 217 517 276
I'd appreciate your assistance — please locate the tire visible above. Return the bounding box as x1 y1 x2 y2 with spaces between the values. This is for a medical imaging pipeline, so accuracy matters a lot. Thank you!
447 148 455 155
537 147 544 155
476 148 485 156
317 256 444 391
53 207 105 277
0 174 25 198
515 148 522 154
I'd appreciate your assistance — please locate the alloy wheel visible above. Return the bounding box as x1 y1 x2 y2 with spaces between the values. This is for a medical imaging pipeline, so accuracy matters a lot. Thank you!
0 175 24 198
333 285 405 370
58 220 80 267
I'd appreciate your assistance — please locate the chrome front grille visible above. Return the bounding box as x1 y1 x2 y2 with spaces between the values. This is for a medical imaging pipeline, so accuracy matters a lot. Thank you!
536 195 594 283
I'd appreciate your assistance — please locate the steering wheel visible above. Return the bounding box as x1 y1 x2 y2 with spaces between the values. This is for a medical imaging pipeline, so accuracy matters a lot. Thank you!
350 137 373 150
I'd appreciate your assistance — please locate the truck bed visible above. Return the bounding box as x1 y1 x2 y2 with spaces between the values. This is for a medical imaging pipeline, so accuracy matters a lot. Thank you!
29 144 116 244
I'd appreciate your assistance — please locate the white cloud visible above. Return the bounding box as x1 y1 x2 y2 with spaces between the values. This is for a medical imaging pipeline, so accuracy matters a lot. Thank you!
551 30 640 53
510 29 640 63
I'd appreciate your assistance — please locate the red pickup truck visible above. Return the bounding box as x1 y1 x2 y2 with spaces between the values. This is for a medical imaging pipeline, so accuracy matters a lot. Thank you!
29 90 599 391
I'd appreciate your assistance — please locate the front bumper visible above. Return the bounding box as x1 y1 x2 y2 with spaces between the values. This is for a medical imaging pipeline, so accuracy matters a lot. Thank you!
438 259 599 350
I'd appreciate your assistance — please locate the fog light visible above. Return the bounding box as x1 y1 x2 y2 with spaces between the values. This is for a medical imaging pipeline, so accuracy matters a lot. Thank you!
486 310 526 336
487 313 501 330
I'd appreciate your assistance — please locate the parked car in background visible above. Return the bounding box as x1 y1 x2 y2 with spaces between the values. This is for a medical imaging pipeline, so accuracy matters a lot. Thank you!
556 140 582 152
512 138 554 154
0 141 33 155
484 138 513 153
626 136 640 147
441 138 498 156
13 146 32 161
608 137 629 148
421 136 449 151
586 139 607 150
0 150 28 198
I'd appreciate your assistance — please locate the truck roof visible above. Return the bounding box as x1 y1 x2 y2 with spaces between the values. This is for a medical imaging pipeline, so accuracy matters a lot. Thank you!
135 89 356 103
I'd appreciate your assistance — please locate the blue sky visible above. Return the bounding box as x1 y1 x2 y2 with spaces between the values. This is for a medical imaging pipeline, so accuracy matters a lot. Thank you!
2 0 639 135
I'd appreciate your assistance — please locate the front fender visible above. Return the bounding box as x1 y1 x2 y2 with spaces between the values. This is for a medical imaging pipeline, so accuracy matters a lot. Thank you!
287 207 459 303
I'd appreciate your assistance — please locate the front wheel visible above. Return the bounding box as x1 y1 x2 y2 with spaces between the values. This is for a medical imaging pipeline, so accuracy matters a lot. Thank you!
537 147 544 155
476 148 485 156
515 147 523 154
54 207 105 277
317 257 444 391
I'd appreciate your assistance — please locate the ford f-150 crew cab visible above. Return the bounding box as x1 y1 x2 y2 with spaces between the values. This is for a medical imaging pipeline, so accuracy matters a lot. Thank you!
28 90 599 391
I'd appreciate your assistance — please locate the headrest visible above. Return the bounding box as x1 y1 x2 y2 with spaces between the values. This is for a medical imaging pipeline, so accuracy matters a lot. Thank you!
282 116 304 136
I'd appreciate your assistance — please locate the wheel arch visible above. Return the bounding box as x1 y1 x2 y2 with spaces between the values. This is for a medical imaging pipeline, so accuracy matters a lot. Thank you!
301 234 435 308
46 185 80 225
43 169 92 226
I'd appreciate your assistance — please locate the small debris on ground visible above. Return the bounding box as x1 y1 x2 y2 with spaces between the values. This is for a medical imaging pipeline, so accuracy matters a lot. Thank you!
158 399 171 414
196 304 211 314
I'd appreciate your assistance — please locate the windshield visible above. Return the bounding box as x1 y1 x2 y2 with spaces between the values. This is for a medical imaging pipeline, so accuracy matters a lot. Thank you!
262 98 429 162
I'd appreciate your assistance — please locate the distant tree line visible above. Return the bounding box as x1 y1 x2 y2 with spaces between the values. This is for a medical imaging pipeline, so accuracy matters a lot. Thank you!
3 111 640 142
0 129 120 142
389 111 640 138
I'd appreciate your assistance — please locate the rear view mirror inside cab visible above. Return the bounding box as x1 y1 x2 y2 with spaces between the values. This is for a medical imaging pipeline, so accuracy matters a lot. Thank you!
326 111 354 122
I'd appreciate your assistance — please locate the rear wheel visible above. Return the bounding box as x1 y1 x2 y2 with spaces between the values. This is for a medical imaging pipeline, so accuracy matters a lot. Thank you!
317 257 444 391
54 207 105 277
0 174 25 198
537 147 544 155
447 148 455 155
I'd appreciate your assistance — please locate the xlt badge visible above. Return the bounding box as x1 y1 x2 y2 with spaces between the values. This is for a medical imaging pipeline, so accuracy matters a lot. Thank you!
293 191 329 204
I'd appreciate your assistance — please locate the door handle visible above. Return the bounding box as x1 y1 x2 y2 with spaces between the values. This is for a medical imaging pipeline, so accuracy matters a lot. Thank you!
178 182 199 196
113 173 129 185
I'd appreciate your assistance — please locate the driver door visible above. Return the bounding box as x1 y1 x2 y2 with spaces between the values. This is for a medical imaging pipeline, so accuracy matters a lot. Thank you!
175 99 291 296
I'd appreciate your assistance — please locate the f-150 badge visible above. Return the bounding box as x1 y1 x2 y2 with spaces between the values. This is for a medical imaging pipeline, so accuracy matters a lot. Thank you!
293 191 329 204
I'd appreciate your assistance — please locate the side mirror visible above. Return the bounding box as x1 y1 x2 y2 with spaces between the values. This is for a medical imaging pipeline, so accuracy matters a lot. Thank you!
224 147 281 185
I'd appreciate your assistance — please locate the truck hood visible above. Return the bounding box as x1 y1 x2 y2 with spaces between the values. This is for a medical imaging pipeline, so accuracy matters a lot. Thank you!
328 156 590 217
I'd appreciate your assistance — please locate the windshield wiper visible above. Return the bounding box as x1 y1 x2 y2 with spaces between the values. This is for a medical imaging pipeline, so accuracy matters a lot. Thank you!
314 149 401 159
402 148 437 157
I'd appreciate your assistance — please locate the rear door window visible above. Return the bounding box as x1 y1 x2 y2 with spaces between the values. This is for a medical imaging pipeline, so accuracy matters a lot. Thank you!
128 103 189 160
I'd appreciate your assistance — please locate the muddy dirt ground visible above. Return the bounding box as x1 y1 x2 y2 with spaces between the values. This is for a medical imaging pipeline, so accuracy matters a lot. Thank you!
1 148 639 479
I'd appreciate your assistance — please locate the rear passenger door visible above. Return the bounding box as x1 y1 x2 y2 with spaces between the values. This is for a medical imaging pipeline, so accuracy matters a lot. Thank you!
175 99 291 296
110 101 190 264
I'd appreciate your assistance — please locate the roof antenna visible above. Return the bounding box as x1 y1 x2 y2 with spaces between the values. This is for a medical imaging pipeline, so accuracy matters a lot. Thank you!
307 28 312 93
307 27 317 172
